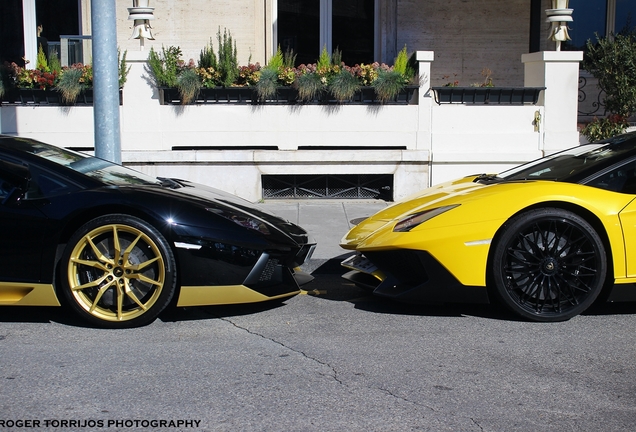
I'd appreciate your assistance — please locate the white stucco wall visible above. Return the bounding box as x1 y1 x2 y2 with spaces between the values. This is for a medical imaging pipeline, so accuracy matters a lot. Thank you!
0 50 582 202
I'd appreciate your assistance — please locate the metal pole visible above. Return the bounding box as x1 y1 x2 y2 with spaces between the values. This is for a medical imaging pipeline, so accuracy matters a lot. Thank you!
91 0 122 164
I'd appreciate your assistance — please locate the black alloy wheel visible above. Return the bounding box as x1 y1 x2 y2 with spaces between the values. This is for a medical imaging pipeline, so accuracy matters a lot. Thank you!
60 214 176 328
492 208 608 322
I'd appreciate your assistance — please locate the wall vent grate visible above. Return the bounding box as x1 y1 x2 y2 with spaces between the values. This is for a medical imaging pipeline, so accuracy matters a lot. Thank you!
262 174 393 200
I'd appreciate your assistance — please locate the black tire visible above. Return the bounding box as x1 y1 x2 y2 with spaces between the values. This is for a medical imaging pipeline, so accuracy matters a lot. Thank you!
492 208 607 322
60 214 176 328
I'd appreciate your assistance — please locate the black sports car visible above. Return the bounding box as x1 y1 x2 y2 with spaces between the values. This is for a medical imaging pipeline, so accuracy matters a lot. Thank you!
0 135 315 328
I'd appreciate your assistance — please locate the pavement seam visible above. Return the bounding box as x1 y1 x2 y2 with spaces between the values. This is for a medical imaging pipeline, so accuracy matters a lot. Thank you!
219 317 344 385
341 202 351 229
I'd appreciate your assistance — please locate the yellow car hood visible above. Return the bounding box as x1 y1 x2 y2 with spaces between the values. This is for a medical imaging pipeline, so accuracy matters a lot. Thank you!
341 175 635 251
341 176 488 245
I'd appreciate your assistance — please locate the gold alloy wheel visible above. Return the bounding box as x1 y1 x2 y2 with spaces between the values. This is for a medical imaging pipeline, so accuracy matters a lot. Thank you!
67 223 166 323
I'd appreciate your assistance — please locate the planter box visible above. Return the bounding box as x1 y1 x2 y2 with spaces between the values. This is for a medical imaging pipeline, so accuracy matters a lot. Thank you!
158 85 419 105
431 87 545 105
160 87 256 105
0 88 123 106
326 85 418 105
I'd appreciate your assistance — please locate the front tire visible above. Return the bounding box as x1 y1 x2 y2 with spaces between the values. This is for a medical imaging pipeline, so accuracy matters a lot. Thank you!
492 208 607 322
60 215 176 328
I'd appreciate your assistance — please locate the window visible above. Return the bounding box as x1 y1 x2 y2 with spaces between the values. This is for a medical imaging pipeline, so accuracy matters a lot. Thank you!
0 0 80 66
616 0 636 33
24 166 79 199
277 0 375 66
564 0 636 50
277 0 320 65
586 160 636 194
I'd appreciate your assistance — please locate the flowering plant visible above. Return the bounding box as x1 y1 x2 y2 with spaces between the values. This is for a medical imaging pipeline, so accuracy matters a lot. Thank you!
148 37 418 104
236 63 260 86
1 50 128 104
7 61 57 90
196 66 222 88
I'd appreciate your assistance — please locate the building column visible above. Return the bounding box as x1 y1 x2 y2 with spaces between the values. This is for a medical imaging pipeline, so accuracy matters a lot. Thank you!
22 0 36 68
416 51 434 153
522 51 584 154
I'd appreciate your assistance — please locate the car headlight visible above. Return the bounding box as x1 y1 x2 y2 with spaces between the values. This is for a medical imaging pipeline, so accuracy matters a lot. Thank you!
206 207 271 235
393 204 460 232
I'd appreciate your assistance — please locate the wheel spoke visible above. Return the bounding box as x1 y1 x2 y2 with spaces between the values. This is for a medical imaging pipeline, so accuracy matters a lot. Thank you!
123 281 148 310
71 257 109 272
126 256 160 272
111 225 122 263
121 232 144 263
128 272 162 287
88 283 116 313
116 284 124 321
71 274 110 291
85 236 113 265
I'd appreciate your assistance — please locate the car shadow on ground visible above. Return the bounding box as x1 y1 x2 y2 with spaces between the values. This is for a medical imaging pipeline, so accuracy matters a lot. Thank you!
0 305 93 328
158 300 287 323
309 258 636 321
0 302 289 328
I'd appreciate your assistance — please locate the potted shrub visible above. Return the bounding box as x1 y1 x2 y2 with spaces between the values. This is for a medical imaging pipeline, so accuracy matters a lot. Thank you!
256 47 297 102
372 46 417 103
151 29 256 104
1 49 128 105
581 29 636 140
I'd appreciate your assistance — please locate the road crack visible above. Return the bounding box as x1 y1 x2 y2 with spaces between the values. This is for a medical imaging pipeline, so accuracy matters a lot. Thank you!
221 318 343 385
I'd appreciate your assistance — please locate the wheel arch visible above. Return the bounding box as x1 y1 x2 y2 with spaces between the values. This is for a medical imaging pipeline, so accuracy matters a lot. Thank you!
486 200 615 289
52 205 182 294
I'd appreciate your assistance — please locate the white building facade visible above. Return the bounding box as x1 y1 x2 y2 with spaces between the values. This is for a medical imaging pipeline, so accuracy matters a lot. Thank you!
0 1 633 201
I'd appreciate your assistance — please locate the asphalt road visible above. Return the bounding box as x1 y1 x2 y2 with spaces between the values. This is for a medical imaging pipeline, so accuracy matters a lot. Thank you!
1 260 636 432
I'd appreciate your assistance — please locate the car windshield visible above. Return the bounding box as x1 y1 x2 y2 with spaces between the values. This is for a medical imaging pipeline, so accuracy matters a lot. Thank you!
20 139 162 186
499 134 636 182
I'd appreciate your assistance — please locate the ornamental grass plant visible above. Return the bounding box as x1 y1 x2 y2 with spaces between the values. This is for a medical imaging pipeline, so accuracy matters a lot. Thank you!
147 32 417 104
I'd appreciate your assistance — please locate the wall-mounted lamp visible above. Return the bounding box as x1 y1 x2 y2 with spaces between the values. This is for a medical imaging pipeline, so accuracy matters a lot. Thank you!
128 0 155 49
546 0 573 51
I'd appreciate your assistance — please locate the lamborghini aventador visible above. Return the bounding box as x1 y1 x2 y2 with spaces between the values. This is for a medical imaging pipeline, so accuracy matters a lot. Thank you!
0 135 315 328
341 131 636 321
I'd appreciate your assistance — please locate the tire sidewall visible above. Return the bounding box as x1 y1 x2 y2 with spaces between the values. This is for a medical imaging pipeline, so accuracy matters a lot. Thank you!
492 208 607 322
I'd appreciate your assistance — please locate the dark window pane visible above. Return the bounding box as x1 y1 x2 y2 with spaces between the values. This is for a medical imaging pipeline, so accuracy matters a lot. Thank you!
0 0 25 65
616 0 636 33
0 0 80 65
332 0 374 65
278 0 320 65
35 0 80 62
35 0 79 42
563 0 607 50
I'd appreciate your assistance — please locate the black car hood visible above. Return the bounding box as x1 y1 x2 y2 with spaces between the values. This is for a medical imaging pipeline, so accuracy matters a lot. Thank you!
138 178 310 245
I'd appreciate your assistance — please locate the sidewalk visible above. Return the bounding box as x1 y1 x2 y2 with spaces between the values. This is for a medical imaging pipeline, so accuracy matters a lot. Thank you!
257 200 389 271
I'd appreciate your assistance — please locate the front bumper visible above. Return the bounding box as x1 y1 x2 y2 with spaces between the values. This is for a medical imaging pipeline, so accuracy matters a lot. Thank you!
342 250 489 304
175 240 316 306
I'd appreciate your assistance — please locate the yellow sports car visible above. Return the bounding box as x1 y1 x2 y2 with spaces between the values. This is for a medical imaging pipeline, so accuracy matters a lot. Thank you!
341 132 636 321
